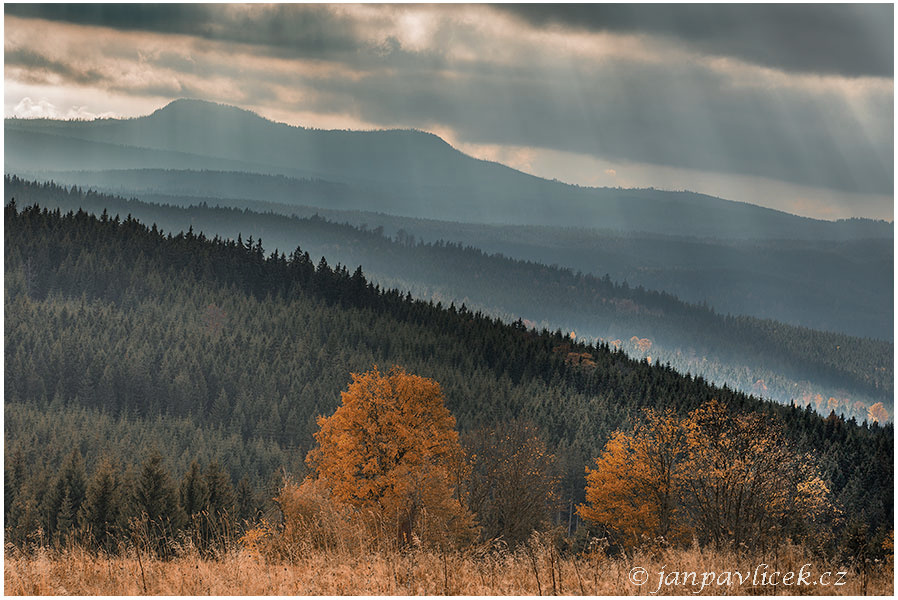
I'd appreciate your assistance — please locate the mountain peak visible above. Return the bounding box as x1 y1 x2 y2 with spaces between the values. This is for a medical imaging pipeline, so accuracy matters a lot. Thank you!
151 98 269 123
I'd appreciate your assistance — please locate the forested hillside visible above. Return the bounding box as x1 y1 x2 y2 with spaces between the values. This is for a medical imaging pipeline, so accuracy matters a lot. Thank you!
6 177 891 423
13 169 892 340
5 201 893 553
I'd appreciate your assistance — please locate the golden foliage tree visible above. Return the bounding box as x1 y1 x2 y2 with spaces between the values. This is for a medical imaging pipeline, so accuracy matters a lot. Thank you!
306 366 474 548
579 400 833 551
679 399 832 549
868 402 889 423
578 408 687 547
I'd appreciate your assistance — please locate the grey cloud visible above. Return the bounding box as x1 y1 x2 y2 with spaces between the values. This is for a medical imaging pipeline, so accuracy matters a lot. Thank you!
5 3 366 59
4 46 187 99
296 59 892 196
5 4 892 197
7 3 892 78
6 4 211 33
4 3 451 74
5 47 106 85
10 35 890 196
497 4 893 78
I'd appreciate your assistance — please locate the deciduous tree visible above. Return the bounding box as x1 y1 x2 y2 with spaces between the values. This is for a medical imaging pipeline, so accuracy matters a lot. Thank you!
464 419 560 546
306 366 474 547
578 408 686 548
578 400 834 551
679 399 832 549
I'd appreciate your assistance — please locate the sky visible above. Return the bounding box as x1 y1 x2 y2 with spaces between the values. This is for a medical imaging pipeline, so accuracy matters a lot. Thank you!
4 3 894 221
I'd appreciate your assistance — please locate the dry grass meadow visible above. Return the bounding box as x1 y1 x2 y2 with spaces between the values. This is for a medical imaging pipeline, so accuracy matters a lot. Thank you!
5 539 893 596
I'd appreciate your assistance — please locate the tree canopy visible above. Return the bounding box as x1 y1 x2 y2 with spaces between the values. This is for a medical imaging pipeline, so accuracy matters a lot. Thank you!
307 366 474 547
579 399 835 551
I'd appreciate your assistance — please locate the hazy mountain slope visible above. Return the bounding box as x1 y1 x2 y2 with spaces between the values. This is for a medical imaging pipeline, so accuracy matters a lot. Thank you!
9 170 892 340
8 178 890 423
5 99 892 239
4 127 279 174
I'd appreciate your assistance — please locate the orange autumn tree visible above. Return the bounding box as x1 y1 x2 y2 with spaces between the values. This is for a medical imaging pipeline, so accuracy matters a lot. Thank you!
679 399 833 550
306 366 474 548
577 408 687 548
868 402 889 423
579 400 834 551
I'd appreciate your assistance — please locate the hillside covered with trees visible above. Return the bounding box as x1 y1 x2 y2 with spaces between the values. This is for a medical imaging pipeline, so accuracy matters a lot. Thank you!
23 167 891 341
6 176 891 423
5 201 892 560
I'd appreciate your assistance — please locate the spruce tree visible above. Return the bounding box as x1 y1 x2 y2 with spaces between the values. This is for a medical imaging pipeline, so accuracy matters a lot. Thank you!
235 477 257 525
5 448 26 519
79 457 124 554
45 449 87 541
201 461 236 552
54 491 76 547
205 460 235 518
179 460 209 518
132 450 184 557
180 459 210 552
6 487 43 547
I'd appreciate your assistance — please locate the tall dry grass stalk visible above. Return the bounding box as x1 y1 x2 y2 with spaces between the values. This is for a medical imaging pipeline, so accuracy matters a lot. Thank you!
5 538 893 595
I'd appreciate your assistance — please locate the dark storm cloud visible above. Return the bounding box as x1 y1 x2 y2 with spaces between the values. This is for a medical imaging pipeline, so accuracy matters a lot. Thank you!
6 3 207 32
498 4 893 78
5 47 105 85
4 3 365 58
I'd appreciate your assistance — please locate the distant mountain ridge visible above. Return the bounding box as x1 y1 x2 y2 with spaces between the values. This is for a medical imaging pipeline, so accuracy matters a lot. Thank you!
6 98 892 240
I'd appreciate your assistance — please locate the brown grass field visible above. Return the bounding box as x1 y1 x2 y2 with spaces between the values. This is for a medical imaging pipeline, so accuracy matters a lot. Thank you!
5 541 893 596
